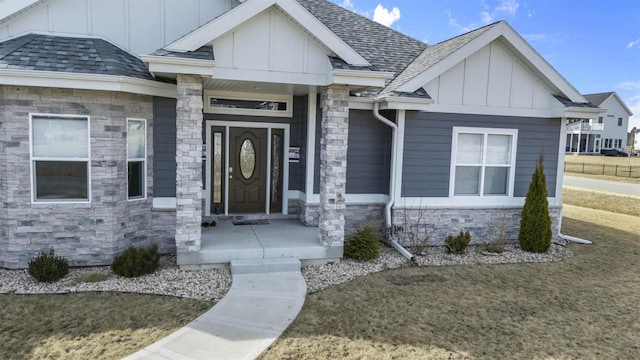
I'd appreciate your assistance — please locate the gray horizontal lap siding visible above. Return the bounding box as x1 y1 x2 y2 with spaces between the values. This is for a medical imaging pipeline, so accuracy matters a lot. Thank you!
153 97 177 197
402 112 560 198
313 108 393 194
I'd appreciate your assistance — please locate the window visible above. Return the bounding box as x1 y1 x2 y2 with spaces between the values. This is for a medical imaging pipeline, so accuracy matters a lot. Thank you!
204 91 293 117
30 115 90 202
598 117 603 124
127 119 146 199
618 117 623 126
450 127 518 197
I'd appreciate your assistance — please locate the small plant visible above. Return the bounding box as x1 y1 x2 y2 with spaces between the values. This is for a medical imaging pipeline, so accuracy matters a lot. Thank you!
111 245 159 278
519 154 552 253
344 223 382 261
28 250 69 283
445 231 471 254
387 199 435 255
485 212 508 254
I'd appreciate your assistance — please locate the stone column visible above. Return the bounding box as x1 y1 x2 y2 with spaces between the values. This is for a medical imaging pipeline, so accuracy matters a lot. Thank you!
175 75 203 253
318 85 349 247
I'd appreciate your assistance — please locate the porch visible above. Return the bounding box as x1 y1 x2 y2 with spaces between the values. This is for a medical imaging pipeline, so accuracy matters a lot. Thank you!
176 219 342 267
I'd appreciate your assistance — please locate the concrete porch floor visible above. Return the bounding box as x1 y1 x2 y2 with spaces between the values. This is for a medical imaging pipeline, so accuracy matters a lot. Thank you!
176 219 343 267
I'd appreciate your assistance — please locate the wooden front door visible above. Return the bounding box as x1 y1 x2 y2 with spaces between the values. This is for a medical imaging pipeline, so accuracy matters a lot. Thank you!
229 128 267 213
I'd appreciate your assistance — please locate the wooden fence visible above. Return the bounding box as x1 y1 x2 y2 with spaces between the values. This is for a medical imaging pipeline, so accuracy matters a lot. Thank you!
564 162 640 178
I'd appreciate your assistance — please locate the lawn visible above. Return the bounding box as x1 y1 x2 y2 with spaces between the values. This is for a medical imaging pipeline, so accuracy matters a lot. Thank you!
562 188 640 217
260 199 640 358
0 293 212 360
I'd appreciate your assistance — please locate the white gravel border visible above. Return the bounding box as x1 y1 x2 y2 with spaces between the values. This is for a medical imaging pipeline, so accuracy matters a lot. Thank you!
0 244 571 299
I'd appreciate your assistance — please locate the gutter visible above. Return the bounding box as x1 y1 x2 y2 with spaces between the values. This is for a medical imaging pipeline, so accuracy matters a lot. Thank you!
372 102 416 263
558 232 592 244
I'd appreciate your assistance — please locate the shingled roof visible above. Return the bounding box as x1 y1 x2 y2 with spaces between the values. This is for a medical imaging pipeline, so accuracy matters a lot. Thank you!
381 22 499 96
0 33 154 80
583 92 614 107
151 46 214 60
295 0 427 76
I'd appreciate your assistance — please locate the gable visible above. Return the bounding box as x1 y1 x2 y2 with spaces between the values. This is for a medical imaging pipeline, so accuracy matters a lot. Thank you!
423 40 556 111
601 94 633 118
212 7 331 76
0 0 233 55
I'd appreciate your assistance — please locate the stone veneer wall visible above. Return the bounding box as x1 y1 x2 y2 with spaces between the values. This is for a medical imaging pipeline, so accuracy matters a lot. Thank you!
391 206 563 246
318 85 349 247
174 75 203 253
299 202 385 235
0 86 156 269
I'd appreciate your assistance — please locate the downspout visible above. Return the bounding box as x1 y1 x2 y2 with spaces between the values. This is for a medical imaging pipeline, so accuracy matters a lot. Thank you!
373 102 416 263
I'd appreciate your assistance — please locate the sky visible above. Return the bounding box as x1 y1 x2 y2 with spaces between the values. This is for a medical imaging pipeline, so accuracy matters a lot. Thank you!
330 0 640 131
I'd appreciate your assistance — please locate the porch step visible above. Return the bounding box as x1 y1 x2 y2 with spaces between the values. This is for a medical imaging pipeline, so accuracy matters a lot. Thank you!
231 258 301 275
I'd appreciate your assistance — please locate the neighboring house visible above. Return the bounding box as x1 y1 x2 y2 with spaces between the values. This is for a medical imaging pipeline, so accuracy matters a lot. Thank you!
0 0 600 269
566 92 632 154
634 129 640 152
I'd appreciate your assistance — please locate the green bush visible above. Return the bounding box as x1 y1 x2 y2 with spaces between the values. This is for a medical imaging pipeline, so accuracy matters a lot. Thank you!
445 231 471 254
344 223 382 261
518 154 552 253
28 250 69 283
111 245 159 278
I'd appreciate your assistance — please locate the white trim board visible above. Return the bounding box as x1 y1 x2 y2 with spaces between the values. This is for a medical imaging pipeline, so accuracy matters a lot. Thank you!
397 196 561 209
0 69 177 98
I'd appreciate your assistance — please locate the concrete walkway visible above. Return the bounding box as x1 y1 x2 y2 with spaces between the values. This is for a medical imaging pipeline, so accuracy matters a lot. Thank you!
125 258 306 360
564 175 640 197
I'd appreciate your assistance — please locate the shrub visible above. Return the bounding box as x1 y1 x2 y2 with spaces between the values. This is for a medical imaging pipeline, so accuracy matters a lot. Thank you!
111 245 159 278
344 223 382 261
445 231 471 254
28 250 69 283
519 154 552 253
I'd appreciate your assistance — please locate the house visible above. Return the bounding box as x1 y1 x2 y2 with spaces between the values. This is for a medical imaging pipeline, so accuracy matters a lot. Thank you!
566 92 632 154
0 0 600 269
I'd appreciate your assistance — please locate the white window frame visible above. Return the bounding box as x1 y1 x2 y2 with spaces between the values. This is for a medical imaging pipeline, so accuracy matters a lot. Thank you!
203 90 293 118
127 118 147 201
29 113 91 204
449 127 518 198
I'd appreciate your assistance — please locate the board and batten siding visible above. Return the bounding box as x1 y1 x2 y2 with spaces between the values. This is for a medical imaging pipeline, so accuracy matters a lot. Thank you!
153 97 177 198
424 40 557 110
402 112 560 198
313 109 393 195
0 0 232 55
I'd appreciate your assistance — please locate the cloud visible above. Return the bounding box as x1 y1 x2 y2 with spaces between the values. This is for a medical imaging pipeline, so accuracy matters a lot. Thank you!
445 10 471 33
528 9 534 18
628 38 640 49
495 0 520 16
373 4 401 27
523 33 547 42
480 11 494 24
339 0 355 11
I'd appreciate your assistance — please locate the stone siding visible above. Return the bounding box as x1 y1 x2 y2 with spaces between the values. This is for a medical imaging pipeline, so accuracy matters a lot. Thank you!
318 85 349 247
174 75 203 253
0 86 155 269
151 209 177 254
391 206 563 246
298 201 385 234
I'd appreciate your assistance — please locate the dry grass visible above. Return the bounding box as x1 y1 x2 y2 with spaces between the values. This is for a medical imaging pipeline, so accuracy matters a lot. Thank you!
0 292 212 360
564 154 640 183
563 188 640 217
565 154 640 166
261 198 640 359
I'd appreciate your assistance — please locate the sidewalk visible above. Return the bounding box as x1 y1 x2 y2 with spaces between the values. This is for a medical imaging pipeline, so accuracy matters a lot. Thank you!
125 258 306 360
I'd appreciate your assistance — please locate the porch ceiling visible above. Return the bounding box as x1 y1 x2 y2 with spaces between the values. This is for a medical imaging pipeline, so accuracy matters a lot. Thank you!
203 78 316 96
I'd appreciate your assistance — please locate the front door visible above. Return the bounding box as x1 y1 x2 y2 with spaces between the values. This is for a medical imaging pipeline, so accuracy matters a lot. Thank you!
594 138 601 153
229 128 267 213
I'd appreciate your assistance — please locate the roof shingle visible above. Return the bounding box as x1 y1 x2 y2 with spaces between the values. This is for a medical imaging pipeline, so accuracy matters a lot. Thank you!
0 34 154 80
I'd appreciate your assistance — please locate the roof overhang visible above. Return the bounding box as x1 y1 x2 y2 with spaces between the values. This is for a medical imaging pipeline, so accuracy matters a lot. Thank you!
140 55 215 77
349 95 434 111
554 106 605 119
329 69 394 88
164 0 370 67
0 69 177 98
0 0 42 22
396 22 587 104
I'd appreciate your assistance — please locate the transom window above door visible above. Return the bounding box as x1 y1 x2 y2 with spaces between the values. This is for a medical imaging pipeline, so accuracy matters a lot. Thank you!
450 127 518 197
